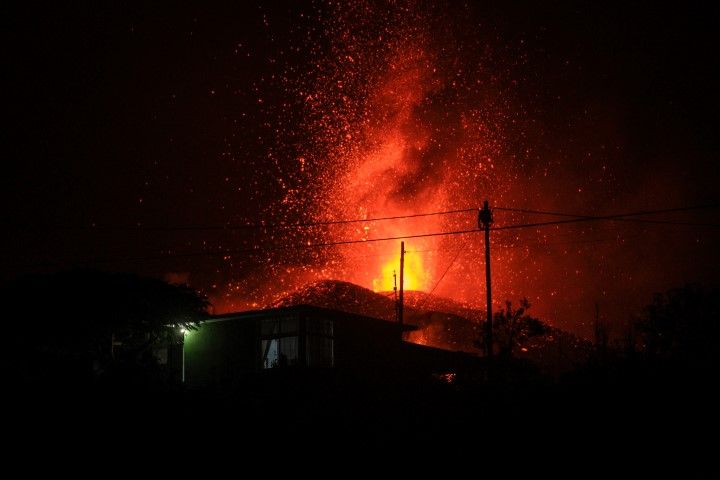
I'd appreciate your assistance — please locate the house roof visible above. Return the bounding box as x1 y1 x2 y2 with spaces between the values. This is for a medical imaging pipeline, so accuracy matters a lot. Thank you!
207 304 418 332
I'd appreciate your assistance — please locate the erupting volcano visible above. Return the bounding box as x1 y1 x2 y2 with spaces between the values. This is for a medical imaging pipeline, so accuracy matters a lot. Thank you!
8 1 718 344
195 1 720 341
214 2 524 320
6 0 719 452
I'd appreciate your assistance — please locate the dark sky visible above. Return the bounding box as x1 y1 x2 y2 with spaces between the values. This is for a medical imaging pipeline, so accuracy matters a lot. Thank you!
4 1 719 335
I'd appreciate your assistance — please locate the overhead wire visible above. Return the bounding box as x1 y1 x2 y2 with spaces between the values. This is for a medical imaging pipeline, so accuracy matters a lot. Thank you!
411 240 467 312
8 204 718 233
6 207 478 232
10 204 720 268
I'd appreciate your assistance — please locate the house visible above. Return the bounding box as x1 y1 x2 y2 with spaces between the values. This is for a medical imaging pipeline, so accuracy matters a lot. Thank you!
181 304 482 388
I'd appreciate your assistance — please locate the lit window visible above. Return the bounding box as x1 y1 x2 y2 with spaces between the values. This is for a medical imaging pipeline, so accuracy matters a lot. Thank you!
260 316 299 369
259 315 334 368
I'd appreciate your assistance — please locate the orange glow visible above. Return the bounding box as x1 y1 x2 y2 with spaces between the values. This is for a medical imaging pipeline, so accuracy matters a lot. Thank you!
407 328 430 347
372 245 428 292
215 5 522 333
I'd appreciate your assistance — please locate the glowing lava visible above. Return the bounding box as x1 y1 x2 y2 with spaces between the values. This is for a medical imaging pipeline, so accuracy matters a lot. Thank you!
372 245 428 292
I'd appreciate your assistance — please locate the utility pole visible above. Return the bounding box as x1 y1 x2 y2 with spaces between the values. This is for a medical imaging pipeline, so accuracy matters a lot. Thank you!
478 200 493 358
393 270 398 322
399 241 405 327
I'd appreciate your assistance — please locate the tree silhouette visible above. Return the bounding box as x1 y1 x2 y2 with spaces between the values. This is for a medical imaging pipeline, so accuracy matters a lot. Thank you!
5 270 210 385
475 298 549 358
635 284 719 364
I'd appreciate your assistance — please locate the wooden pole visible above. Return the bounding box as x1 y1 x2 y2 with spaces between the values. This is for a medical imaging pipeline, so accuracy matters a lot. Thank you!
399 241 405 327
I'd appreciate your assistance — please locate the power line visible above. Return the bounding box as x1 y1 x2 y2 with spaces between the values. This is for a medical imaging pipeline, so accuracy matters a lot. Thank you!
10 204 720 268
413 241 467 312
491 205 720 232
10 204 718 233
495 205 720 227
426 244 465 296
7 207 478 232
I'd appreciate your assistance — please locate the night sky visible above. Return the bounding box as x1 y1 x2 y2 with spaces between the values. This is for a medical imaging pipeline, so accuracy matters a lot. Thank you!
5 1 720 338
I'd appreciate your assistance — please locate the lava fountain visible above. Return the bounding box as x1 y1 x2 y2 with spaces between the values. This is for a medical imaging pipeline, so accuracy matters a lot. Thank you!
202 1 714 342
299 2 515 302
217 1 522 316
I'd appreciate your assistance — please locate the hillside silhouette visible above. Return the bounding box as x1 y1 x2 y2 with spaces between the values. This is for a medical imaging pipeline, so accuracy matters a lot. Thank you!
273 279 591 372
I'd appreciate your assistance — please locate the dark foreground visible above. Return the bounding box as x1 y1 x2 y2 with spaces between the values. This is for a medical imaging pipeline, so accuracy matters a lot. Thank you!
8 357 717 469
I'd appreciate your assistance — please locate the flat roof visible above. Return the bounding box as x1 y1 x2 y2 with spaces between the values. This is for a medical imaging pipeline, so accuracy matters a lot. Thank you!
206 304 418 331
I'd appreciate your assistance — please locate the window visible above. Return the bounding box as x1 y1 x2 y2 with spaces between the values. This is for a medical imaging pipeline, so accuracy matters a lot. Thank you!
260 316 299 369
261 337 299 368
259 314 334 369
306 317 334 367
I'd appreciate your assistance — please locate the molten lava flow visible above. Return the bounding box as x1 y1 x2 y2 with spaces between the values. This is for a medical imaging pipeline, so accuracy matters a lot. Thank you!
372 244 427 292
